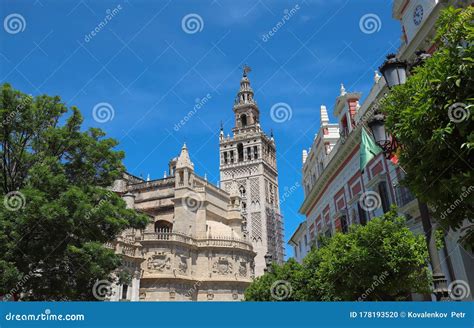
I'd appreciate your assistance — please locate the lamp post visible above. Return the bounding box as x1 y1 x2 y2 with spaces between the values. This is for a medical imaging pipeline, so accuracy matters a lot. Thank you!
367 53 450 301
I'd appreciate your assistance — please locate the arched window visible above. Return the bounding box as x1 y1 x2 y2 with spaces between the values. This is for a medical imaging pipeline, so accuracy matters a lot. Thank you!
155 220 172 233
178 171 184 185
239 185 246 197
121 284 128 300
240 114 248 127
223 151 228 164
237 143 244 162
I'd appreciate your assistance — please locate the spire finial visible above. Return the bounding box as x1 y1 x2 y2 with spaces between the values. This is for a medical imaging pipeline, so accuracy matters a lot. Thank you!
320 105 329 125
220 121 223 131
340 83 346 96
176 143 194 169
374 71 381 83
242 64 252 77
302 149 308 164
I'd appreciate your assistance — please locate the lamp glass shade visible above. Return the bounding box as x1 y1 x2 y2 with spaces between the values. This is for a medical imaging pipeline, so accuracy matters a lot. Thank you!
368 116 389 146
379 55 408 88
382 65 407 88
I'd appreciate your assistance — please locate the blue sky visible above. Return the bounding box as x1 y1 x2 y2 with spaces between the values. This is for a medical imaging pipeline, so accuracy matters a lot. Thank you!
0 0 401 257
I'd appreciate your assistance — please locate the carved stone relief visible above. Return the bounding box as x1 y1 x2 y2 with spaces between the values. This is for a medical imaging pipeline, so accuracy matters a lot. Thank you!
212 257 233 275
147 253 171 272
239 261 247 277
177 254 188 274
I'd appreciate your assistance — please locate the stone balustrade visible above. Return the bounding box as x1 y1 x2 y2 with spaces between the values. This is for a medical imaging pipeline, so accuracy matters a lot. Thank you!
142 231 253 251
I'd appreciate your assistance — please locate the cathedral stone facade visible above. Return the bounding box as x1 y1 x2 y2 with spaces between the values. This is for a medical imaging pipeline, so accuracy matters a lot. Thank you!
106 68 284 301
108 145 256 301
219 68 284 275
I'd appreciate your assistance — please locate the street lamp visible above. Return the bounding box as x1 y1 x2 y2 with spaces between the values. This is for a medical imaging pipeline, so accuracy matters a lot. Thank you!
367 113 398 159
379 54 408 88
369 51 449 301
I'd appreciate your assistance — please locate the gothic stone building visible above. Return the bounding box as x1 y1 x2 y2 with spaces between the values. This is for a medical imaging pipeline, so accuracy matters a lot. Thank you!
108 144 256 301
219 69 285 275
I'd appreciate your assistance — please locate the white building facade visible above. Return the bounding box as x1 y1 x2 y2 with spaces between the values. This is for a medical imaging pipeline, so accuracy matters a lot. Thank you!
291 0 473 300
288 221 310 263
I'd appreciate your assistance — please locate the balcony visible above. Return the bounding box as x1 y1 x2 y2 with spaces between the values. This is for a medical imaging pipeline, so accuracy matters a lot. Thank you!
105 238 142 259
142 232 254 252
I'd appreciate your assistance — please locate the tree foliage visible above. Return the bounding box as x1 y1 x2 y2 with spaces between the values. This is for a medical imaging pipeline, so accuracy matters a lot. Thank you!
380 6 474 246
244 258 304 301
0 84 149 300
244 209 431 301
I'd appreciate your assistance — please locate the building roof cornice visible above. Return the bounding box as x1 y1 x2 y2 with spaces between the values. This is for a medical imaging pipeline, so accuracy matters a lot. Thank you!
288 221 307 246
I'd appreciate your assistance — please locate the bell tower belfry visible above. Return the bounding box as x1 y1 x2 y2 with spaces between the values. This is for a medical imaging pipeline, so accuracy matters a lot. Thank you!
233 65 260 130
219 66 284 276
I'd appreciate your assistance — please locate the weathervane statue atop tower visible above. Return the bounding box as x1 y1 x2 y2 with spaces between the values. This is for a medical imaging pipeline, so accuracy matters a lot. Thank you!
242 64 252 77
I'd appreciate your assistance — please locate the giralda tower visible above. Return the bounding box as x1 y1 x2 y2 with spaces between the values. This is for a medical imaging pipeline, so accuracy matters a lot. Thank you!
219 67 284 275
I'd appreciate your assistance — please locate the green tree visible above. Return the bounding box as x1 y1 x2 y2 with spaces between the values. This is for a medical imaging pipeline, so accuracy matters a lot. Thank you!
244 258 303 301
244 209 431 301
380 6 474 246
315 209 431 301
0 84 148 300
